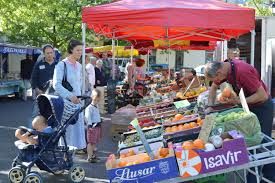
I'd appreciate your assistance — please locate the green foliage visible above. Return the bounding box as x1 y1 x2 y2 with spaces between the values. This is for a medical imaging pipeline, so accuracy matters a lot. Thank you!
246 0 273 16
0 0 112 53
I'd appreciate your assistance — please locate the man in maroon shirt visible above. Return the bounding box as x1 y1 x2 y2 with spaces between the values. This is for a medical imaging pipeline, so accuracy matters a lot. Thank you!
205 60 274 182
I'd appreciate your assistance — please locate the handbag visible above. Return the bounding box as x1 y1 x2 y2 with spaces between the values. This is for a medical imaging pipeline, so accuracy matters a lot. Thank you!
62 62 73 92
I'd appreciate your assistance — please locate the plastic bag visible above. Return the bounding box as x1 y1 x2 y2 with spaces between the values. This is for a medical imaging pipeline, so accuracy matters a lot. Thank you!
212 108 263 147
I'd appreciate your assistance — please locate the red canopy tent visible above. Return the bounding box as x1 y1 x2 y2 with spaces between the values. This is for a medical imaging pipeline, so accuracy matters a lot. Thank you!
81 0 256 82
82 0 255 41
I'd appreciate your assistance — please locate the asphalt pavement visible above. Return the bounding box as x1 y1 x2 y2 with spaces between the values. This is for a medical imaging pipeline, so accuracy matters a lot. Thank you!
0 96 118 183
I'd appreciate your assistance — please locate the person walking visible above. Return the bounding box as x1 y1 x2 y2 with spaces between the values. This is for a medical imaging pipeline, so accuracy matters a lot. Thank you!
31 44 58 97
30 44 58 122
53 39 86 150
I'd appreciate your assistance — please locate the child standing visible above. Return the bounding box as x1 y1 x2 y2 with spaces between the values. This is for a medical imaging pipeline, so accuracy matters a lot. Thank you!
85 89 102 163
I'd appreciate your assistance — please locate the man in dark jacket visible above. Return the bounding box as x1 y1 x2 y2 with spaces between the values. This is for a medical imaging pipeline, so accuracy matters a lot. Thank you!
31 44 58 96
30 44 58 122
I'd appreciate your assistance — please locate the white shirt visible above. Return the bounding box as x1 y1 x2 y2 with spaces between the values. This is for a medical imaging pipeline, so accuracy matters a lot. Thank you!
85 63 95 87
85 104 101 125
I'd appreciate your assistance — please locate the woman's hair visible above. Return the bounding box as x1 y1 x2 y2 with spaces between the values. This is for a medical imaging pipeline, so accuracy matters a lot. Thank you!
67 39 82 54
92 89 101 98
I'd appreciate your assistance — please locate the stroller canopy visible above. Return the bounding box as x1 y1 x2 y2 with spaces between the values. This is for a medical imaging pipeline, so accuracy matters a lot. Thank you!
37 95 64 128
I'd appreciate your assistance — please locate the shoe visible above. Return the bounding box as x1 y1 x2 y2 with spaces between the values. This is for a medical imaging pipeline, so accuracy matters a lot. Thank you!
75 149 86 155
87 155 100 163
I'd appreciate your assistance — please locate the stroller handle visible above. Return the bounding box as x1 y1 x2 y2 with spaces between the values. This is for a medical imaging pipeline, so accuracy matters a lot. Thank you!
77 96 91 100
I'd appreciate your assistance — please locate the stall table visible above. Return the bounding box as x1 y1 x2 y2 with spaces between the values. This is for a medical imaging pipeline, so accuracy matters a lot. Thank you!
158 134 275 183
0 80 25 99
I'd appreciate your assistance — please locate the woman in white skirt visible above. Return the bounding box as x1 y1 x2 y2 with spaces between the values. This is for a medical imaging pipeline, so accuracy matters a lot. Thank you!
53 39 86 150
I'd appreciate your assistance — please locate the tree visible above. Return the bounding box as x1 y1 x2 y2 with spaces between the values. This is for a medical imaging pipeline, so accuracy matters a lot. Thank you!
0 0 111 52
246 0 273 16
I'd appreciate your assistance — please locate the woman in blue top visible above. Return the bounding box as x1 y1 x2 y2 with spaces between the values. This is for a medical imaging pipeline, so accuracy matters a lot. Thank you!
53 40 86 150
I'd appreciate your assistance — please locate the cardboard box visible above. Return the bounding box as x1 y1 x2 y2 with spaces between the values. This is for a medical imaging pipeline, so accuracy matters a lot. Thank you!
106 149 179 183
175 137 249 178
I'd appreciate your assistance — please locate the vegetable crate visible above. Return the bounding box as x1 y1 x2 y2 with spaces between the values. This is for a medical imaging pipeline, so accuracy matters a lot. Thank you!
175 137 249 178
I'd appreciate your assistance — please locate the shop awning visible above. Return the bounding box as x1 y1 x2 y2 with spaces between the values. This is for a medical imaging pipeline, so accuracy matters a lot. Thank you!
82 0 255 41
0 44 41 55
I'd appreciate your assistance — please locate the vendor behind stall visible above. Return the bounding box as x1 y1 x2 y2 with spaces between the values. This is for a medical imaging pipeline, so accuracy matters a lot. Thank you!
205 61 274 182
177 68 200 88
123 58 147 97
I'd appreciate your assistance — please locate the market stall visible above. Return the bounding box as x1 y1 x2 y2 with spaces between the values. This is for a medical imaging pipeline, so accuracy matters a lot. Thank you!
0 43 41 100
80 1 275 182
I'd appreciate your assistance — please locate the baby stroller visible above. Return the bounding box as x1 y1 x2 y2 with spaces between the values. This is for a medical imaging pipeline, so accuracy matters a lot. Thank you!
8 94 90 183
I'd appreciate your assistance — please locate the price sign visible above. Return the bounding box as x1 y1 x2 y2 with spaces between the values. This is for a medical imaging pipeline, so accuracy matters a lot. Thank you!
173 100 190 109
130 119 154 160
198 114 216 142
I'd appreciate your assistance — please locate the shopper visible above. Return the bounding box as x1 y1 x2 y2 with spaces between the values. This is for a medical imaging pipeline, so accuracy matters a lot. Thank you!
30 44 58 125
21 54 35 100
31 44 57 97
85 55 96 94
205 61 274 182
53 39 86 150
85 89 102 163
95 59 107 114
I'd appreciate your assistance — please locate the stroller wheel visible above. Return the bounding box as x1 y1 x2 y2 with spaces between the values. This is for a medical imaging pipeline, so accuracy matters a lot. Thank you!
68 165 85 183
8 166 25 183
23 172 43 183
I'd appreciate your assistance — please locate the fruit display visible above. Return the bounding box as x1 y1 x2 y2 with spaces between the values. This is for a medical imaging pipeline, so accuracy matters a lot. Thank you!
162 113 199 124
176 86 207 100
136 101 173 113
154 110 178 120
174 135 233 152
217 87 237 103
107 147 172 169
123 127 163 146
164 118 203 134
127 123 161 132
215 111 248 123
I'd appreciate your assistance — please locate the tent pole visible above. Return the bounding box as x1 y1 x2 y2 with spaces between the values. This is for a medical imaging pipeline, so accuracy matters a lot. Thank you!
112 37 115 80
81 23 86 95
165 27 171 81
147 50 150 72
130 45 133 64
0 54 2 79
250 30 256 66
221 41 224 61
224 40 228 61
